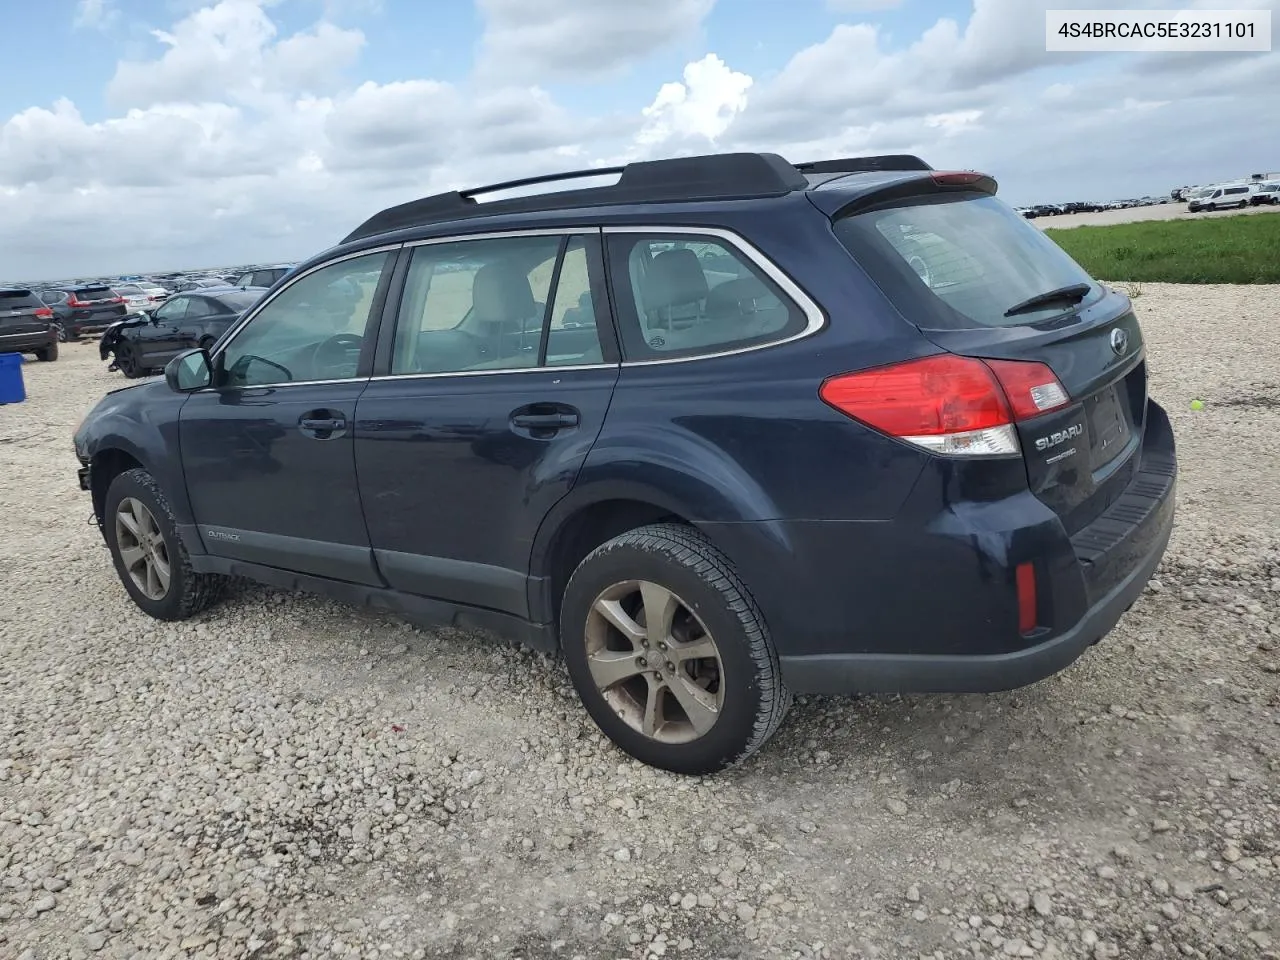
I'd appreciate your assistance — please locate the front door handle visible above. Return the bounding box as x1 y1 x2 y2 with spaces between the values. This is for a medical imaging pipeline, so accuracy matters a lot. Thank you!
299 412 347 440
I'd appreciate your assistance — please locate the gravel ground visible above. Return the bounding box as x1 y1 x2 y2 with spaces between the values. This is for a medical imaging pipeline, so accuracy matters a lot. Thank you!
2 285 1278 960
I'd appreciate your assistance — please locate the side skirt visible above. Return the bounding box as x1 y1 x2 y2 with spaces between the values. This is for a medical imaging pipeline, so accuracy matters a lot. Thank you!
189 554 559 653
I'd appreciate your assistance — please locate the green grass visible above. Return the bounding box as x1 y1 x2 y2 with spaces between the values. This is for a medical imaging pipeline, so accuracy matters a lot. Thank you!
1044 210 1280 283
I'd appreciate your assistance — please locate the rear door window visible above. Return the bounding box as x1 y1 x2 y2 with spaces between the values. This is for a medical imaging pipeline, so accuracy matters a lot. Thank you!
605 233 806 359
832 194 1099 329
390 234 608 375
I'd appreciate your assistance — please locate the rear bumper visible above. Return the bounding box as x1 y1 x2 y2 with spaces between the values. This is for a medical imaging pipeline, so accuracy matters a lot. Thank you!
778 493 1171 694
0 329 56 351
701 401 1177 696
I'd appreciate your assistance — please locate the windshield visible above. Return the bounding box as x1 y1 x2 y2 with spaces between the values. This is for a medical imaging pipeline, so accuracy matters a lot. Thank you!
832 193 1098 329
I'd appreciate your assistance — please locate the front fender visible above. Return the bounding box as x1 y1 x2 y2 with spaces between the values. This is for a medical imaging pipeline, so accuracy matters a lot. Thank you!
76 381 195 535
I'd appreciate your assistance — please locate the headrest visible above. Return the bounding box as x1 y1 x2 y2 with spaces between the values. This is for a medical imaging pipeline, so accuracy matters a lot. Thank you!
641 248 709 313
472 261 536 324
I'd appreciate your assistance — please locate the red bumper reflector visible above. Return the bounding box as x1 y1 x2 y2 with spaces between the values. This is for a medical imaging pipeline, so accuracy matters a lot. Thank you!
1016 562 1037 634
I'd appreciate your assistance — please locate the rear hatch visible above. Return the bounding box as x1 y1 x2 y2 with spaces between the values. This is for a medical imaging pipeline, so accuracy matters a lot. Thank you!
0 289 53 335
69 286 128 322
827 183 1147 535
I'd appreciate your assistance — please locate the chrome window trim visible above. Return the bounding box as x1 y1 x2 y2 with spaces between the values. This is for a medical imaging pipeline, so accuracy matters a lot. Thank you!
369 362 619 383
204 223 825 389
191 376 371 394
402 227 590 249
602 225 826 366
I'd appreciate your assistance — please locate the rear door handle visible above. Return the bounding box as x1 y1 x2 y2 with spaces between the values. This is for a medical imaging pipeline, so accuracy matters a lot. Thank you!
511 412 579 430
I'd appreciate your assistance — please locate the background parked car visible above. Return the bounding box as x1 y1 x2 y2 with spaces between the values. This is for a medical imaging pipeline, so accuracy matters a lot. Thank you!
0 287 60 361
232 265 292 289
169 277 230 294
1188 185 1251 212
1249 182 1280 205
115 281 169 304
101 287 265 378
36 284 129 340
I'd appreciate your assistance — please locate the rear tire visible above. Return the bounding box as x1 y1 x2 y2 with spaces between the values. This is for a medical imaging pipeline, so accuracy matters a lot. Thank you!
560 523 789 775
104 468 224 620
35 341 58 362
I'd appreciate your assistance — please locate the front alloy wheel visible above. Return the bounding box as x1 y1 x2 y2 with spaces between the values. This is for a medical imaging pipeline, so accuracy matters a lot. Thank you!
114 497 171 600
584 580 724 743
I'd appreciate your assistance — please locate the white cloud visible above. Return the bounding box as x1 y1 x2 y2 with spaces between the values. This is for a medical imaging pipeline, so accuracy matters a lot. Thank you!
3 0 1280 280
107 0 364 110
476 0 715 80
636 55 752 148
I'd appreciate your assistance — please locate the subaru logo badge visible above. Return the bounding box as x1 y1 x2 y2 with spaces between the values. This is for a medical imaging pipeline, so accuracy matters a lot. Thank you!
1110 328 1128 356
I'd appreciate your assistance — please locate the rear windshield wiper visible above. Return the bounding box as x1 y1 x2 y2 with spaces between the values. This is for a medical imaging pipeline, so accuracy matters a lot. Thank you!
1003 282 1092 317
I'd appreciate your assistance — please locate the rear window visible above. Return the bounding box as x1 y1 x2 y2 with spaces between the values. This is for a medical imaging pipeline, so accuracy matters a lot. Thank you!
215 292 262 312
75 286 115 300
832 194 1099 329
0 289 40 307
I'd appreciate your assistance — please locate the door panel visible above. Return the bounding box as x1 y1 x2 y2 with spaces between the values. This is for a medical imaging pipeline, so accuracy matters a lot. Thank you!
178 248 398 585
355 368 617 614
180 382 379 583
355 231 619 617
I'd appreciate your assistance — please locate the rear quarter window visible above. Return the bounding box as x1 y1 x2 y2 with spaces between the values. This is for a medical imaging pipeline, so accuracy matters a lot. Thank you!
832 194 1099 330
605 233 807 359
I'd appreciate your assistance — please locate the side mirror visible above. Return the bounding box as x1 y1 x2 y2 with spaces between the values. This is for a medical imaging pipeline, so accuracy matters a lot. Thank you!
165 348 212 393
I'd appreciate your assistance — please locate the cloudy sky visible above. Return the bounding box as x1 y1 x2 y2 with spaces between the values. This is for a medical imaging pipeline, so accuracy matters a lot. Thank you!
1 0 1277 280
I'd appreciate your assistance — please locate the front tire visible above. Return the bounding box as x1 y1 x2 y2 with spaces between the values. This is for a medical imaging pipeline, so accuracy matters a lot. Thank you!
560 523 789 775
115 343 144 378
104 468 224 620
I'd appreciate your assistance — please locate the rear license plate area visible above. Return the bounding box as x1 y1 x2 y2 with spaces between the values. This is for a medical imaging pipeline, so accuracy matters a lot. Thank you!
1085 385 1132 469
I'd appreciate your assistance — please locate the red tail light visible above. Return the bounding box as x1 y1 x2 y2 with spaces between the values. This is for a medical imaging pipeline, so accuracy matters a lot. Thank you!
819 354 1070 457
34 306 53 319
108 296 124 304
66 296 85 307
984 358 1070 420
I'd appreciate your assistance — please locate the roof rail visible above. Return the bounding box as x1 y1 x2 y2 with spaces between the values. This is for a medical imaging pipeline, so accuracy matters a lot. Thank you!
794 155 932 174
341 152 808 243
340 151 932 244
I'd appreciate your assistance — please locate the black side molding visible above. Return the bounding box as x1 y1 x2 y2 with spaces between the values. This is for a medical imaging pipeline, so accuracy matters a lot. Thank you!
188 554 559 653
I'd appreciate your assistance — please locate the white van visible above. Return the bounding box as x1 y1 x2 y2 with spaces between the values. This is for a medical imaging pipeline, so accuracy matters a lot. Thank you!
1188 184 1252 212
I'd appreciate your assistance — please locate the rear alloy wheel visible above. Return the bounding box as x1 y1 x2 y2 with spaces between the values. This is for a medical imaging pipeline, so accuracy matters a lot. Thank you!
54 323 68 343
585 580 725 744
104 468 224 619
561 523 789 775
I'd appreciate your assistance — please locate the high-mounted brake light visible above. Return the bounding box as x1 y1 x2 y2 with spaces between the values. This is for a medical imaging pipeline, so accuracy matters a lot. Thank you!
931 171 989 186
819 354 1071 458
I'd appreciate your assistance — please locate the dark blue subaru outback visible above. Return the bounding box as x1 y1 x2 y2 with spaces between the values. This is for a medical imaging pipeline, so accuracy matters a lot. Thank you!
73 153 1176 774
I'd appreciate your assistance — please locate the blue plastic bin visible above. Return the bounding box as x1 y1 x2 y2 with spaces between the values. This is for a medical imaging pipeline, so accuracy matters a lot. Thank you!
0 352 26 404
